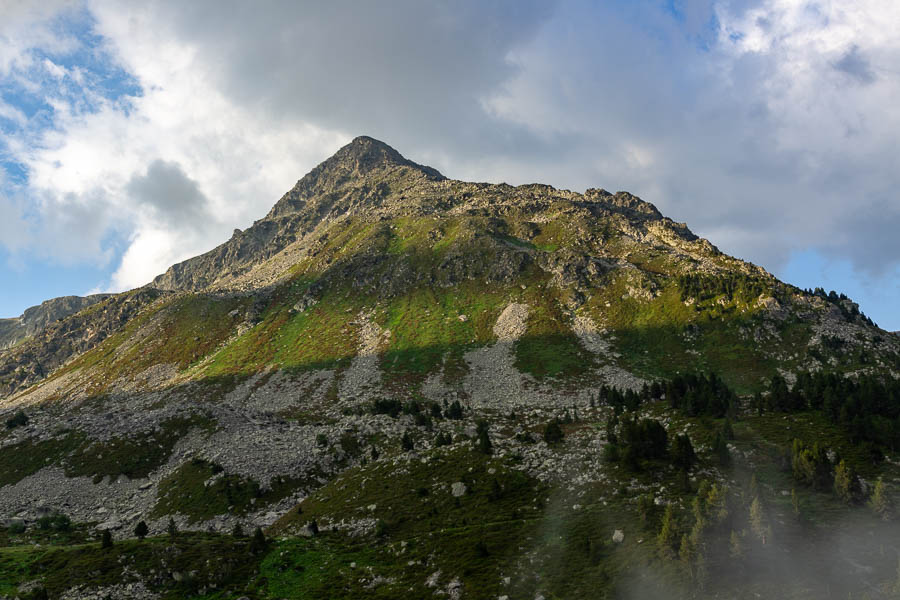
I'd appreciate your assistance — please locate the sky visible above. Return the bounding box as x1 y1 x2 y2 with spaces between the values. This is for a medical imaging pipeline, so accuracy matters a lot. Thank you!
0 0 898 330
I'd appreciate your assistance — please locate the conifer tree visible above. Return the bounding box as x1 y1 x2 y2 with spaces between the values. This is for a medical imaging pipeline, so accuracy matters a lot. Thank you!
134 520 148 540
250 527 268 554
869 477 892 521
657 505 678 559
729 530 743 558
475 420 493 455
679 534 694 579
833 459 861 505
749 497 769 545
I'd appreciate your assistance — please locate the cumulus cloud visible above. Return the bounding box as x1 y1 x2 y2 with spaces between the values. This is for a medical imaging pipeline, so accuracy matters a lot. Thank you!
474 0 900 277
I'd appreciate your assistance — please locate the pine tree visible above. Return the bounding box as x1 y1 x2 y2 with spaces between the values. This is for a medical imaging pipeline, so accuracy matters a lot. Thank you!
749 496 769 545
869 477 892 521
167 518 177 540
729 530 743 558
672 434 696 471
401 430 414 452
679 534 694 579
893 556 900 596
749 473 759 498
475 420 492 455
657 505 678 559
722 419 735 440
712 429 731 466
833 459 861 505
250 527 268 554
232 522 245 538
134 520 148 540
637 494 655 524
101 529 113 549
446 400 464 420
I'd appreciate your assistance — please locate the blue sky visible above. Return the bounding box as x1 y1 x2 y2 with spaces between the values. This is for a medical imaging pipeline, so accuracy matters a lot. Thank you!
1 0 899 330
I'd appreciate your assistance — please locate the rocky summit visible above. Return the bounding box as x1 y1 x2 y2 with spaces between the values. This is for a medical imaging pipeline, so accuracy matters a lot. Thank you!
1 137 899 600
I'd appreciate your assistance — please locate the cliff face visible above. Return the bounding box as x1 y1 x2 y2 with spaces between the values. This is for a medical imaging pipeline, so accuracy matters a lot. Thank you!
0 294 111 350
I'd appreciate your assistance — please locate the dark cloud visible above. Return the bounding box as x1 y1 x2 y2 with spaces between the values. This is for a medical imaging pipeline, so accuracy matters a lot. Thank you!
126 159 210 227
144 0 557 158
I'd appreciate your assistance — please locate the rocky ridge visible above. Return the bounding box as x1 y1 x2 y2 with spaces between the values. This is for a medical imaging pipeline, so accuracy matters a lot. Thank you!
0 294 110 350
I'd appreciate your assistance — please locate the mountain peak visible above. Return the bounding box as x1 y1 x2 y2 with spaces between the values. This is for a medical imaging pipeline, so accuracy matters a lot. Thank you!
322 135 444 179
264 137 443 220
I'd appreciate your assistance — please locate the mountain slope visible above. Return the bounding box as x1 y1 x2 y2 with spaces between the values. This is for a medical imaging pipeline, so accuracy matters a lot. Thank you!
1 137 899 600
0 294 110 350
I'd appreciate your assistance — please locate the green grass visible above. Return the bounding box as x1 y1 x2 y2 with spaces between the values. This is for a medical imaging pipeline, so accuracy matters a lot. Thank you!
47 293 245 396
204 285 362 377
377 281 513 387
0 532 263 599
582 277 813 393
514 290 596 379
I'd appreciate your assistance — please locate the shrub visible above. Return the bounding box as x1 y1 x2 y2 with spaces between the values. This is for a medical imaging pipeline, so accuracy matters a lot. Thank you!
37 512 71 532
371 398 403 418
603 443 621 462
446 400 464 420
8 520 26 534
339 432 361 457
543 419 564 445
5 410 28 429
375 519 387 538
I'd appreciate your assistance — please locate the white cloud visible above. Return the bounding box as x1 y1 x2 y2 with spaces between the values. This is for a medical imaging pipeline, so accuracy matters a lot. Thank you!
2 0 554 291
0 0 80 75
2 1 348 290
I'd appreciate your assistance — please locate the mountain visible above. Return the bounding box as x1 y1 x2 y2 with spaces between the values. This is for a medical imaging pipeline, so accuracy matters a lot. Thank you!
0 294 110 350
1 137 899 600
